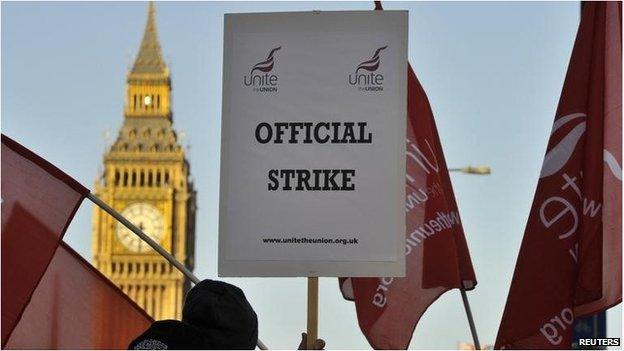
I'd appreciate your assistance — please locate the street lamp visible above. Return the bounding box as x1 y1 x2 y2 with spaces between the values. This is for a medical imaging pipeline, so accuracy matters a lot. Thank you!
448 166 491 175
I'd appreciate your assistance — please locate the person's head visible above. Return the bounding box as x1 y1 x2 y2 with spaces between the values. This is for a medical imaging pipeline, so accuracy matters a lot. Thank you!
129 279 258 350
183 279 258 349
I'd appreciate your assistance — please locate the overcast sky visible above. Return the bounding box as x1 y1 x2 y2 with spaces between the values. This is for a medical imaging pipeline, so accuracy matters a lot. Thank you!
2 1 621 349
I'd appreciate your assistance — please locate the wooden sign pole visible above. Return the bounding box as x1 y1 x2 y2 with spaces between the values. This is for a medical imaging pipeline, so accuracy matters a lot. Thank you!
306 277 319 349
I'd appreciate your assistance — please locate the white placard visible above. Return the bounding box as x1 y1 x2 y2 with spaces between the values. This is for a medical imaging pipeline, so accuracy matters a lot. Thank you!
219 10 407 277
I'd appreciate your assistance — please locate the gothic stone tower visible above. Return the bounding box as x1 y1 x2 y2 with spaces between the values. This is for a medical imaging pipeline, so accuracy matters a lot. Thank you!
92 2 196 320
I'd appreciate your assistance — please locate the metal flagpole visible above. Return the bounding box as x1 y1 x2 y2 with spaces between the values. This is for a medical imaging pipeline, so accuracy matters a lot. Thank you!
87 193 269 350
460 288 481 349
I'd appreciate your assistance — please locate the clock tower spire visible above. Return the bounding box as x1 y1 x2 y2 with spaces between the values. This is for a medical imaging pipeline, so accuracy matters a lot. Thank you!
92 2 196 320
125 1 171 119
132 1 167 76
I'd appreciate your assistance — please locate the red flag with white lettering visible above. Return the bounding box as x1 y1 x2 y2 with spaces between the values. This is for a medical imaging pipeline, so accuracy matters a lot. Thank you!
495 2 622 349
339 5 477 349
1 134 153 348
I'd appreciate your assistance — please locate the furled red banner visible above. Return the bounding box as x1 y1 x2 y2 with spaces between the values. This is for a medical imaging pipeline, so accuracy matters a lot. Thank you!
339 5 477 349
1 134 153 348
495 2 622 349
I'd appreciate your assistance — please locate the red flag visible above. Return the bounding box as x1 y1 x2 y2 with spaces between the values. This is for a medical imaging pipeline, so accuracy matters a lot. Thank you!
1 134 88 345
1 134 153 348
339 6 477 348
495 2 621 349
5 242 153 349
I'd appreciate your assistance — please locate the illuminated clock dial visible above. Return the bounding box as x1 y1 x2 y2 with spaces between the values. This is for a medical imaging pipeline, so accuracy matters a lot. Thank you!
144 95 152 106
116 203 164 253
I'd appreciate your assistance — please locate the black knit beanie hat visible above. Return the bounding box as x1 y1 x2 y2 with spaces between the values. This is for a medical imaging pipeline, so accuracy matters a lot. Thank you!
182 279 258 349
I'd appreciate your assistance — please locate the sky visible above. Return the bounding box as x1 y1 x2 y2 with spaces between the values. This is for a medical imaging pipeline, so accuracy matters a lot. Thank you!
1 1 621 349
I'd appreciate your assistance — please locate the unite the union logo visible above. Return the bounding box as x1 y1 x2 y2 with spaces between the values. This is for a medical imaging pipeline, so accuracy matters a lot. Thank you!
244 46 281 92
348 45 387 92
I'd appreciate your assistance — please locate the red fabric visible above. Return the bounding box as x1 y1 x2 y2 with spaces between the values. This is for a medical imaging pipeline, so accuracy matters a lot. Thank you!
5 242 153 349
495 3 622 349
339 5 477 348
1 134 88 345
1 134 153 348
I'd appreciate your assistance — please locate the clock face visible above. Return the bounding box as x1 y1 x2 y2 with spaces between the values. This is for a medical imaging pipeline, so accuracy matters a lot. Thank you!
144 95 152 106
116 203 164 253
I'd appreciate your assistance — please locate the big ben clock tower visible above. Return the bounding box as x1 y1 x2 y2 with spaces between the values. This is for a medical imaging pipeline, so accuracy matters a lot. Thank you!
92 2 196 320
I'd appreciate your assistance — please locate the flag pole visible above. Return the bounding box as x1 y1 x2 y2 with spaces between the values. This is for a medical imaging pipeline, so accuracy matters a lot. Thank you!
87 193 269 350
306 277 319 349
460 288 481 349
